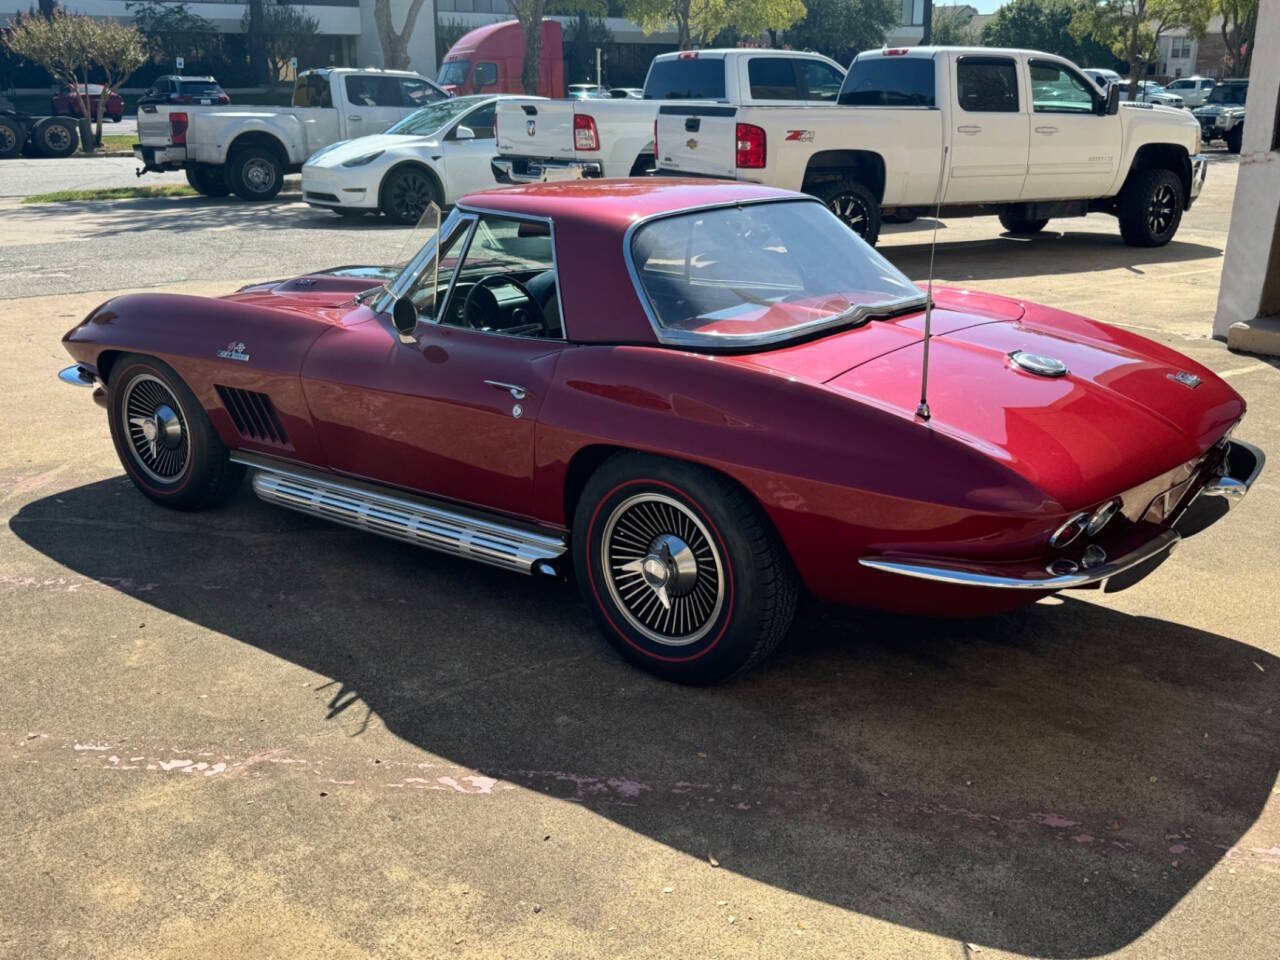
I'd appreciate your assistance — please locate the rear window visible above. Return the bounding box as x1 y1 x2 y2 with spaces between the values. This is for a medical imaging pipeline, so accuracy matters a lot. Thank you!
177 80 222 96
644 58 726 100
838 56 935 107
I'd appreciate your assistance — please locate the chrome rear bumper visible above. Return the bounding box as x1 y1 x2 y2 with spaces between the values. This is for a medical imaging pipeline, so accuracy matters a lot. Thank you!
859 439 1262 591
491 157 602 185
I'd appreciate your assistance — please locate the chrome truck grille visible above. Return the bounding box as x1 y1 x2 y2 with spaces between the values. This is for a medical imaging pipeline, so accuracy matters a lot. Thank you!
233 456 566 575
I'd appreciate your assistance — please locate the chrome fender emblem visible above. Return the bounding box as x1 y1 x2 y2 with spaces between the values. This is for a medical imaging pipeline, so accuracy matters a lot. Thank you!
1168 370 1202 389
217 340 250 362
526 119 536 137
1009 350 1068 378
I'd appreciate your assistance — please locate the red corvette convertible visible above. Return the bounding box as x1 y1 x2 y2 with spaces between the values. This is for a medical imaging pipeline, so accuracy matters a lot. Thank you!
59 180 1262 683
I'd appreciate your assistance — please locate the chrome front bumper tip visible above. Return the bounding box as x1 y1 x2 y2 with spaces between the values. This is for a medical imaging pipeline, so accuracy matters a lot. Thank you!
1200 439 1264 503
58 364 96 387
1189 153 1207 200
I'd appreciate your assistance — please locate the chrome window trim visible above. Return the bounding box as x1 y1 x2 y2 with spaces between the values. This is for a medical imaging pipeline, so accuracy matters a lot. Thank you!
621 196 927 350
374 206 472 315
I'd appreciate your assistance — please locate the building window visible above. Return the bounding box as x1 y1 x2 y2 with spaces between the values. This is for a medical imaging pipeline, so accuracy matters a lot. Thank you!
1170 36 1193 59
899 0 924 27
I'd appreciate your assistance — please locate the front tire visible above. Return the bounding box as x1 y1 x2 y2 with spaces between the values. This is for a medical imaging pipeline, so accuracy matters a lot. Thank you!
809 177 881 246
224 146 284 201
1117 167 1184 247
998 211 1050 235
107 354 244 511
573 454 798 685
186 165 231 197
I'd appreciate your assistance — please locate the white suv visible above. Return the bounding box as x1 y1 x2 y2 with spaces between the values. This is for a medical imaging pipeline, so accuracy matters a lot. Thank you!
1166 76 1215 108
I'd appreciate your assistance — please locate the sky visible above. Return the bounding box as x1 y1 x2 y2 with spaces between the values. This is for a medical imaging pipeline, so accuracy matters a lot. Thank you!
966 0 1006 13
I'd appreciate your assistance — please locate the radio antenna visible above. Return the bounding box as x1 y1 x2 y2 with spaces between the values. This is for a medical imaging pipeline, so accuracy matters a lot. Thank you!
916 143 949 423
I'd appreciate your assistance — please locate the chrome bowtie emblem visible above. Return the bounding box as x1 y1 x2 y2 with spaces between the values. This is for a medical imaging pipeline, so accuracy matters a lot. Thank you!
686 138 698 150
1009 350 1068 378
1168 370 1202 389
526 119 536 136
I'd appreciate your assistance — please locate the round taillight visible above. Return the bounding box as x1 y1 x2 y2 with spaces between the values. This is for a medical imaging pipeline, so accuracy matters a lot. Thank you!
1050 512 1090 548
1086 499 1121 536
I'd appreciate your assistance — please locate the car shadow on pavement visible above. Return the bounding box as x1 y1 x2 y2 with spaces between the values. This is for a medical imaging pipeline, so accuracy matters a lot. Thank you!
11 478 1278 958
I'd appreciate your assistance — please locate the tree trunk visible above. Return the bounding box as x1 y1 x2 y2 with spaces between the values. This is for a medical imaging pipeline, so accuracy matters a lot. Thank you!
676 11 690 50
519 5 544 96
247 0 269 85
37 0 56 19
75 69 96 154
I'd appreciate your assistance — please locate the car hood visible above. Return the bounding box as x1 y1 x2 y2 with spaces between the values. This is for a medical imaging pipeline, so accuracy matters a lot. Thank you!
1194 103 1243 116
222 270 389 321
818 297 1243 509
307 133 439 167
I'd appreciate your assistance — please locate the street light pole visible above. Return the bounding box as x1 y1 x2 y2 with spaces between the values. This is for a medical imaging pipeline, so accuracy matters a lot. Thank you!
922 0 933 45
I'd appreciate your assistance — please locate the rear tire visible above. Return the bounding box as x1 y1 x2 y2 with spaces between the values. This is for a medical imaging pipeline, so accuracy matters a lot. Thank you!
225 146 284 201
998 211 1050 235
1225 127 1243 154
32 117 78 158
809 177 881 246
107 354 244 511
186 165 231 197
0 117 23 159
573 453 798 685
1117 167 1184 247
883 209 919 224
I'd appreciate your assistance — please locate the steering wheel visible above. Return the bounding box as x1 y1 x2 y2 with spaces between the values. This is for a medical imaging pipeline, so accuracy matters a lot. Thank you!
460 274 545 332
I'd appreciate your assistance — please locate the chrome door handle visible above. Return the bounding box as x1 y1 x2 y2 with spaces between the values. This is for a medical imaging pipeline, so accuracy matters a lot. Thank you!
1035 125 1059 134
349 114 363 121
484 380 526 400
957 124 982 134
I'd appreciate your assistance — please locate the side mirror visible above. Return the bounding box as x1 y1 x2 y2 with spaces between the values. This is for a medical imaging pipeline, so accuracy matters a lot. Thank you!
453 124 475 141
1104 85 1120 116
392 297 419 343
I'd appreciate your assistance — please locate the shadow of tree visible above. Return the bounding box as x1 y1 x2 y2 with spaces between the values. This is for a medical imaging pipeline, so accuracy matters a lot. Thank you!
11 477 1278 957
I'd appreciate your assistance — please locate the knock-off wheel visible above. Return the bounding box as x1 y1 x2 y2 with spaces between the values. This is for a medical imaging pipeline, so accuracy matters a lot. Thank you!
573 453 797 684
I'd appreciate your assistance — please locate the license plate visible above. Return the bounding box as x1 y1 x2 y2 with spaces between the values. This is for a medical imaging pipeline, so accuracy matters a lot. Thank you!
200 99 212 105
527 163 543 179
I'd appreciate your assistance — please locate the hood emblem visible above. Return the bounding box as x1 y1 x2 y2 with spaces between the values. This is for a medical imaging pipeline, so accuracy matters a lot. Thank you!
1169 370 1202 389
526 119 536 136
1009 350 1068 378
217 340 250 362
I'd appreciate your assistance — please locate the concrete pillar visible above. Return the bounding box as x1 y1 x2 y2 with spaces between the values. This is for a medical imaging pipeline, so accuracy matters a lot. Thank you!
356 0 438 77
1213 0 1280 354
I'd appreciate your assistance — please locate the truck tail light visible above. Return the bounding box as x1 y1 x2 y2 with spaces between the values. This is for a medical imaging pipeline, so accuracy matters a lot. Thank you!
169 112 189 145
735 123 765 169
573 113 599 151
493 109 499 141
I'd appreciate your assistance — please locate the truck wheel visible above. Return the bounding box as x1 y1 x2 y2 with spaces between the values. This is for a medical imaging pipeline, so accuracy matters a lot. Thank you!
1225 128 1243 154
0 117 23 159
811 178 881 246
33 117 78 158
107 354 245 512
883 209 919 224
998 211 1050 235
225 147 284 201
185 165 231 197
573 453 798 685
1117 168 1184 247
380 166 441 225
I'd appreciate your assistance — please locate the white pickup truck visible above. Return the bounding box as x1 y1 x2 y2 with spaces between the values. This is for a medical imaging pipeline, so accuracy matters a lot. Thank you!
134 67 449 201
491 48 846 184
656 46 1207 247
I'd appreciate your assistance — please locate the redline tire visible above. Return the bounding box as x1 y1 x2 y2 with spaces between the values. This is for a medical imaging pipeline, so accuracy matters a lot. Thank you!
106 354 244 511
572 453 797 684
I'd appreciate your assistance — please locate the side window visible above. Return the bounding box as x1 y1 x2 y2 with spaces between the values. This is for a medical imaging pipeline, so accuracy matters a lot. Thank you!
295 74 332 108
748 58 801 100
1029 60 1097 114
400 77 443 108
345 75 401 107
838 57 935 106
473 62 499 88
439 216 561 339
403 218 471 317
800 61 844 102
956 56 1019 113
461 102 496 138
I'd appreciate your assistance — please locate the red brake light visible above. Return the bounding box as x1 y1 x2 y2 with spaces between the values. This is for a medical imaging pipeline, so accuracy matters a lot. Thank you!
573 113 599 151
885 48 909 56
217 95 230 104
735 122 765 169
678 51 698 60
169 111 189 145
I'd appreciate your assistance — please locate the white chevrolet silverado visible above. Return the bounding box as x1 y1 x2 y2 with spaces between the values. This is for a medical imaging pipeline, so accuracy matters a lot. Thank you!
134 68 448 201
491 48 846 184
656 47 1207 247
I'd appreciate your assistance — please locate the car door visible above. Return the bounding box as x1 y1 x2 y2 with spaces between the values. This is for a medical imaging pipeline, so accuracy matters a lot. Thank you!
343 75 405 136
440 101 500 201
945 53 1029 203
301 211 565 520
1022 58 1121 200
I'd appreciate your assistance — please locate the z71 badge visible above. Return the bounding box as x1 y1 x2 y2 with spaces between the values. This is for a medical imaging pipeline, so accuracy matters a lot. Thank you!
785 130 815 143
217 340 250 362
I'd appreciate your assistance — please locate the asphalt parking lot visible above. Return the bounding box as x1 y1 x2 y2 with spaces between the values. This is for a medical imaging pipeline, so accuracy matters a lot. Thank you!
1 149 1276 959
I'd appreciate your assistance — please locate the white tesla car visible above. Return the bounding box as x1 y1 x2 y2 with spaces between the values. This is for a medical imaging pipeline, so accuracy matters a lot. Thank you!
302 94 537 224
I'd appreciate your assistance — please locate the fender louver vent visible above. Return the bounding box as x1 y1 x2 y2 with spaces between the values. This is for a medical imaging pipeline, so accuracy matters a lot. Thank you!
215 385 289 445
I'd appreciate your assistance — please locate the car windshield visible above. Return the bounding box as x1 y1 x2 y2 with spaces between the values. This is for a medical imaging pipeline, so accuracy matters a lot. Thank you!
438 60 470 86
1207 84 1247 105
387 97 488 136
629 200 924 348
